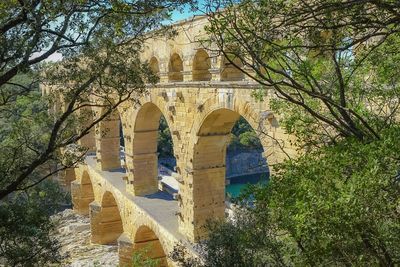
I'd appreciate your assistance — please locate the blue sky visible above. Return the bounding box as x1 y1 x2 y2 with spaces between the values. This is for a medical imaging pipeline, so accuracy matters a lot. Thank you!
43 2 205 62
170 1 206 22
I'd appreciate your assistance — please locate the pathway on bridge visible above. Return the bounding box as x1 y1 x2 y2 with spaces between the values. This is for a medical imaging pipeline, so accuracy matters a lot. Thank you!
85 155 184 241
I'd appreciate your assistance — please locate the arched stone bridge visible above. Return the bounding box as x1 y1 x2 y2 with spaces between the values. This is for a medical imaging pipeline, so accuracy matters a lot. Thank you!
46 17 297 266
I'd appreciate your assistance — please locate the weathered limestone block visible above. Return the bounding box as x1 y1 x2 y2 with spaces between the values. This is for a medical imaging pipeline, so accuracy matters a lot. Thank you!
71 180 94 215
59 168 76 191
126 153 158 196
179 167 226 242
118 233 134 266
78 129 96 153
95 112 122 171
96 135 121 170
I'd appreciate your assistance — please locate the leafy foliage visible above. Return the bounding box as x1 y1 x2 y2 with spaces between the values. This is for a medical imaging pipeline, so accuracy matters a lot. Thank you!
176 127 400 266
130 245 161 267
0 180 68 266
0 0 192 200
0 78 61 192
205 0 400 145
169 1 400 266
158 115 174 158
228 117 262 152
261 127 400 266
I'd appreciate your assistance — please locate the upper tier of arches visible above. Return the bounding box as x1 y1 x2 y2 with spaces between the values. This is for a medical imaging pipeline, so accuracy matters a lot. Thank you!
140 16 249 83
147 50 246 83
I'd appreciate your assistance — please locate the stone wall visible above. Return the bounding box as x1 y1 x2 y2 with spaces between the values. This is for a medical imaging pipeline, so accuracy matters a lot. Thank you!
160 150 269 179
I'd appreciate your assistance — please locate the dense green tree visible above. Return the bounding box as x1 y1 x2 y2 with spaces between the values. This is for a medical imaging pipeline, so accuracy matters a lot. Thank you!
0 1 191 265
0 180 68 266
205 0 400 145
169 1 400 266
157 115 174 158
0 0 191 199
261 127 400 266
228 116 262 152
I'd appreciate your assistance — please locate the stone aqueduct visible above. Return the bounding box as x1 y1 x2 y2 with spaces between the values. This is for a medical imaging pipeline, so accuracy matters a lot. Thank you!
45 17 297 266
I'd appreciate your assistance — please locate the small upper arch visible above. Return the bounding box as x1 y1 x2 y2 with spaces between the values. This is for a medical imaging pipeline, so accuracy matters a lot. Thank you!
221 55 244 81
192 49 211 81
168 53 183 82
149 56 160 77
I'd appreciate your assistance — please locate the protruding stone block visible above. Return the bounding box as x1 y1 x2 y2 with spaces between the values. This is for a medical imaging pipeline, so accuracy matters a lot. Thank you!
59 168 76 191
118 233 134 266
71 180 94 215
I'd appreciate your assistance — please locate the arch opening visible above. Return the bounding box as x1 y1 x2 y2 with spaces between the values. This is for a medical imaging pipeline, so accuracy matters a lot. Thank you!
133 226 167 266
96 108 125 171
226 116 268 199
130 103 176 196
90 191 123 245
168 53 183 82
157 115 176 176
186 109 268 240
221 56 244 81
192 49 211 81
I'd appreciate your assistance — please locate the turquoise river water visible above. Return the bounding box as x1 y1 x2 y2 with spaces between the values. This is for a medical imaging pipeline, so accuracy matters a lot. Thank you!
225 172 269 198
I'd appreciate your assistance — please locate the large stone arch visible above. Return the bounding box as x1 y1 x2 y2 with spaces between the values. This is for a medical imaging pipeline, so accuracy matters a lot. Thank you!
192 49 211 81
71 169 95 215
168 53 184 82
90 191 124 244
178 91 285 241
178 108 243 241
125 101 176 196
189 90 281 162
132 225 168 266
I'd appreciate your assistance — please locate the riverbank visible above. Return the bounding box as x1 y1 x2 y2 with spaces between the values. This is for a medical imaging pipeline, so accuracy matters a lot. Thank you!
52 209 118 266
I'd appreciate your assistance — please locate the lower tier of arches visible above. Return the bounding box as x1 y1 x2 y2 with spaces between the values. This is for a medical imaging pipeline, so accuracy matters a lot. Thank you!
70 159 189 267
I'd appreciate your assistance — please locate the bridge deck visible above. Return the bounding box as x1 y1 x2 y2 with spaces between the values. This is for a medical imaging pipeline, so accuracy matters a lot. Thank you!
85 155 184 241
